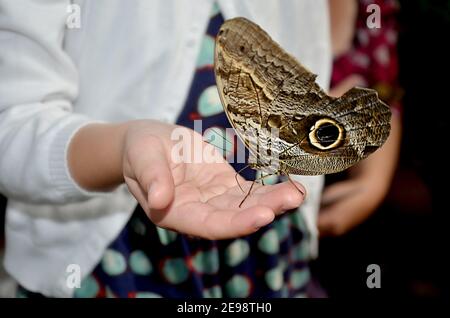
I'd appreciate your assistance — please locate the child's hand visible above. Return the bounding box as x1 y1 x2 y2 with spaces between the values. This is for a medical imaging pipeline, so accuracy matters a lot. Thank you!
69 120 305 239
317 175 384 237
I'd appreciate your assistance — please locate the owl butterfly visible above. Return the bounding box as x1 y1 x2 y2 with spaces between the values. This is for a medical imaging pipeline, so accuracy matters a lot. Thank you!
214 17 391 201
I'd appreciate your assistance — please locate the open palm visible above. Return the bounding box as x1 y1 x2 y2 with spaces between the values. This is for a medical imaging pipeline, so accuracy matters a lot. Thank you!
123 120 305 240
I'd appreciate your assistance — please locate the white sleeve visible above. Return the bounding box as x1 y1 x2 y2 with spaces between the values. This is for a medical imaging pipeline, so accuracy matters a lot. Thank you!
0 0 100 203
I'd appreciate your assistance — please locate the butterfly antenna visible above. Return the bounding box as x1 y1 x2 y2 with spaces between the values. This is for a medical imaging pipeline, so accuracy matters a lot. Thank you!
203 128 234 154
239 179 256 208
203 139 227 153
255 171 278 186
285 172 305 197
209 127 233 146
235 165 250 193
239 171 278 207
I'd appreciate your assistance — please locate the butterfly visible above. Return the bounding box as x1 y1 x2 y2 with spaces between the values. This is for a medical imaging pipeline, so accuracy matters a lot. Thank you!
213 17 391 206
214 17 391 182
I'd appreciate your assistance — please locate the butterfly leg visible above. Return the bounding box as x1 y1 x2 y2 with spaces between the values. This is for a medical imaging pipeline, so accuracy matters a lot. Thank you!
238 172 277 207
203 129 232 155
260 171 266 186
235 165 252 193
239 179 256 208
285 173 305 197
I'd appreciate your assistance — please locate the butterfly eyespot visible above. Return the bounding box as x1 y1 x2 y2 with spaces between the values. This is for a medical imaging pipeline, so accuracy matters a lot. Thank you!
239 45 246 53
308 118 344 150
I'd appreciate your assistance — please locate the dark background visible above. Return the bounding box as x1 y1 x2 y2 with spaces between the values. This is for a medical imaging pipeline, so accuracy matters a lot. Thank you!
312 0 450 298
1 0 449 297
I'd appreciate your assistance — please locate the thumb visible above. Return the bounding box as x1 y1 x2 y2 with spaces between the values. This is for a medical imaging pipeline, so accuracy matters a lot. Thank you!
321 181 359 207
131 143 175 210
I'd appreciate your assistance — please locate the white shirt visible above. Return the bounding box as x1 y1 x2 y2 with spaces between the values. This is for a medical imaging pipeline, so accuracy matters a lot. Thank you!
0 0 331 297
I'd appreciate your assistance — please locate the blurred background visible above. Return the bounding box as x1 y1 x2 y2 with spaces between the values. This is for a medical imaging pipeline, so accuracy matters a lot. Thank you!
1 0 449 298
311 0 449 298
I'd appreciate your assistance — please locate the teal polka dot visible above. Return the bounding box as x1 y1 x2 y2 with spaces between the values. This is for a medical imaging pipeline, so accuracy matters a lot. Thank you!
257 229 280 255
274 217 290 242
156 227 178 245
210 2 220 17
290 269 310 289
162 258 189 284
129 250 153 275
198 85 223 117
291 241 309 262
192 249 219 274
131 218 146 236
102 249 127 276
135 292 162 298
225 275 251 298
203 127 233 158
256 170 279 185
196 35 215 67
74 275 99 298
225 239 250 267
203 285 223 298
265 266 283 291
289 210 308 233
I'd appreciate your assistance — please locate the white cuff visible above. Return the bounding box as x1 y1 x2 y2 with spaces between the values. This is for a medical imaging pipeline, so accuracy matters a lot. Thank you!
48 115 107 202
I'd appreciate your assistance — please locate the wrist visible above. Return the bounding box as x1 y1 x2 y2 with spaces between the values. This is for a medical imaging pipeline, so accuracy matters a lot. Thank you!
67 121 130 192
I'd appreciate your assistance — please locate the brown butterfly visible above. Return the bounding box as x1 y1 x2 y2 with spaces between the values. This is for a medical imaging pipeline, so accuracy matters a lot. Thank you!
213 17 391 202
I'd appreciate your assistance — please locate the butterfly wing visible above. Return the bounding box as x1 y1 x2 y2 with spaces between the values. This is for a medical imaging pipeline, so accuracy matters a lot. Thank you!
278 87 391 175
214 17 391 175
214 17 327 159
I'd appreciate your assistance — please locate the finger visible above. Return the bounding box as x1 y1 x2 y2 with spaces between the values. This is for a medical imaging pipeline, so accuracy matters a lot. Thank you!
155 202 275 240
317 210 340 237
125 176 150 213
318 205 356 237
205 206 275 239
318 191 377 237
238 181 305 213
321 181 360 206
130 143 175 210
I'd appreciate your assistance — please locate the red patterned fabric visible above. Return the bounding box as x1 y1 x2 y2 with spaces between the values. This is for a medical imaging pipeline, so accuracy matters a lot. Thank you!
331 0 402 113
